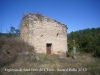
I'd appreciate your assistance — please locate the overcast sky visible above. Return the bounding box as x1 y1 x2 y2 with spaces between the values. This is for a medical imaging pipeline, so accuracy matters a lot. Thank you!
0 0 100 33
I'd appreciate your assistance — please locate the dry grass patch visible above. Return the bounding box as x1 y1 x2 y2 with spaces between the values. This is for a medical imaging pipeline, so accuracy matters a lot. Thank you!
1 52 100 75
0 36 100 75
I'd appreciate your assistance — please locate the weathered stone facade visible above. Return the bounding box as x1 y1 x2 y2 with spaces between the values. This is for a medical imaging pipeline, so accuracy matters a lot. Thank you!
20 13 68 54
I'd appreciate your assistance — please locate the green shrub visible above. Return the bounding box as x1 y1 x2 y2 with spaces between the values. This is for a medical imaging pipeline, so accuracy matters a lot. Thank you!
95 46 100 57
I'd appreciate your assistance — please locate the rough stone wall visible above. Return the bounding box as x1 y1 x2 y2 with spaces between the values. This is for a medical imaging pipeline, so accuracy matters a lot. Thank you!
20 13 68 54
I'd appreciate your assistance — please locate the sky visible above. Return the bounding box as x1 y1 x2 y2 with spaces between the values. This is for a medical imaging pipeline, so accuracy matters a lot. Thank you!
0 0 100 33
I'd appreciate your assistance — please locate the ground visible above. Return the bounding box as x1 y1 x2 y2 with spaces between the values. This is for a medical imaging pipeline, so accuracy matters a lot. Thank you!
1 52 100 75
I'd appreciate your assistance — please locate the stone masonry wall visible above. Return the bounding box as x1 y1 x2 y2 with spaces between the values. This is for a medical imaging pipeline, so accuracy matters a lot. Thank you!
20 13 68 54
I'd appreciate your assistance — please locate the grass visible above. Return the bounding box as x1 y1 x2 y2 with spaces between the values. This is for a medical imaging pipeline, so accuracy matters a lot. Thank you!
1 52 100 75
0 36 100 75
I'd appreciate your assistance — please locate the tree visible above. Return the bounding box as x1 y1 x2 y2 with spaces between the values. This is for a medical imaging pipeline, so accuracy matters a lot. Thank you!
9 26 20 36
68 27 100 57
15 29 20 36
10 26 15 34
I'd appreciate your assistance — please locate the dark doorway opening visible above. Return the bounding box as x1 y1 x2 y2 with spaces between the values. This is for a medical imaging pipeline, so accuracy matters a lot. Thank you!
46 43 52 54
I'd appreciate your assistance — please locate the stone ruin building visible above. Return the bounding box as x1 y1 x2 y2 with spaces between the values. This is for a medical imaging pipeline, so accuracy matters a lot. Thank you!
20 13 68 54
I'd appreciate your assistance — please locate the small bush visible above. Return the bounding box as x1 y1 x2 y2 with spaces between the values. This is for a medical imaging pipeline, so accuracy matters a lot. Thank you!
0 36 36 68
95 46 100 57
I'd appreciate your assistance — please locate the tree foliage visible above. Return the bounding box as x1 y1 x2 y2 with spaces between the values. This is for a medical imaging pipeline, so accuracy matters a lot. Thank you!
9 26 20 36
0 26 20 37
68 28 100 57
